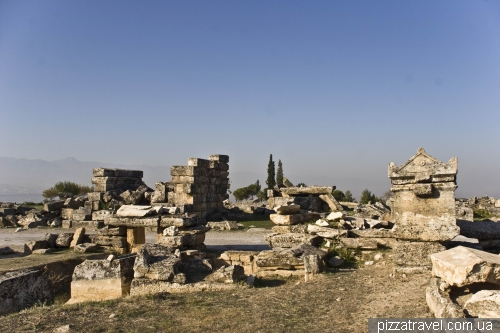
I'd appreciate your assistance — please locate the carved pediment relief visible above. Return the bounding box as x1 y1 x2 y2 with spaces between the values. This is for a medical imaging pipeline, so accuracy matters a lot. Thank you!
388 148 457 182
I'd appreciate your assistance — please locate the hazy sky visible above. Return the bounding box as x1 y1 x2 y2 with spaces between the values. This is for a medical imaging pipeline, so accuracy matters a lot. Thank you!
1 1 499 199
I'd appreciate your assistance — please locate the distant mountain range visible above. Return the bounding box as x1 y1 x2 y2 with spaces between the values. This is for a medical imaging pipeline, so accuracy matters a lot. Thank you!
0 156 265 203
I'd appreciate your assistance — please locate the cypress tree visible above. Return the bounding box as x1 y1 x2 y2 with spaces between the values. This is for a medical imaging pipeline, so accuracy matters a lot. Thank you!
276 160 284 185
266 154 276 190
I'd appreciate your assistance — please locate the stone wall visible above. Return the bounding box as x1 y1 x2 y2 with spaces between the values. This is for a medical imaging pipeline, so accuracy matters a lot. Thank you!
168 155 229 218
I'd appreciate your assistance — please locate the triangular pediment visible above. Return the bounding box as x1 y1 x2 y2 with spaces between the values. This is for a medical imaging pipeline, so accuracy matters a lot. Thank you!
389 148 457 179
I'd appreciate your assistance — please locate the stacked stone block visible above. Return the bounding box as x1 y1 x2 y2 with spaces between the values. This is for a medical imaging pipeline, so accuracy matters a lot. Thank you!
93 226 129 255
168 155 229 218
389 148 459 273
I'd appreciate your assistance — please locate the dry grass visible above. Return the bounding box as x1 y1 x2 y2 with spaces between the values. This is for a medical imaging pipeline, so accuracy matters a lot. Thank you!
0 259 433 333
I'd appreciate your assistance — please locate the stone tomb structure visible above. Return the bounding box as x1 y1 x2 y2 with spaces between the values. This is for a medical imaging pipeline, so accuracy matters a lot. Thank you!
389 148 459 272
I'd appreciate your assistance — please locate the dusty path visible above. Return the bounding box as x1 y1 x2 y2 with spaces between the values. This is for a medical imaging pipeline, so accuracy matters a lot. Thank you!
0 227 272 252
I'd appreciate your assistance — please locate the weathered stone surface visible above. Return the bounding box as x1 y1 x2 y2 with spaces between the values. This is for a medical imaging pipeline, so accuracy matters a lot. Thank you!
275 204 301 215
270 213 320 226
0 269 53 316
24 239 48 254
315 219 330 227
290 243 327 259
130 279 238 296
207 221 239 231
104 216 159 227
280 186 334 196
426 277 465 318
265 233 322 248
93 168 143 178
326 211 345 221
347 229 393 238
44 233 59 248
393 241 445 267
306 224 347 238
464 290 500 318
62 220 72 229
44 200 65 212
70 227 85 247
68 254 136 303
159 215 198 228
456 220 500 240
319 194 343 211
271 224 308 234
158 234 206 248
93 236 128 248
56 233 74 248
92 210 114 221
430 246 500 287
389 148 458 242
304 254 323 276
447 235 482 250
97 226 126 236
391 224 460 242
207 265 245 283
343 216 367 229
340 238 378 250
72 207 91 221
116 205 156 218
255 249 304 269
133 243 180 281
32 248 52 255
17 213 46 228
74 243 98 253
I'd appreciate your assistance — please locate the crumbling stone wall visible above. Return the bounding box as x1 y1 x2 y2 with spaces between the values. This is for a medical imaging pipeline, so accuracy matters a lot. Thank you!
168 155 229 218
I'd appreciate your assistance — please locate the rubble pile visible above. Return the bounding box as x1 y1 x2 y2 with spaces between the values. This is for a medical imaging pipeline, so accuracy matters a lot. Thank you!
426 246 500 318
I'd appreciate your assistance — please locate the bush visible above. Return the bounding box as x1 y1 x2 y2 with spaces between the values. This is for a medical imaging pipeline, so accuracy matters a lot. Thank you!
473 208 493 221
42 181 93 200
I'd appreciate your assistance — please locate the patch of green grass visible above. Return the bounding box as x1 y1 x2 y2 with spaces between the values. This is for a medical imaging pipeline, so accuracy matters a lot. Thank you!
473 208 495 221
237 219 274 229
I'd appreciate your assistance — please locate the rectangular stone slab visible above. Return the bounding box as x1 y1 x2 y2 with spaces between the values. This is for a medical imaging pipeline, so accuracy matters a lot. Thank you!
430 246 500 287
104 217 159 227
280 186 334 196
270 213 320 225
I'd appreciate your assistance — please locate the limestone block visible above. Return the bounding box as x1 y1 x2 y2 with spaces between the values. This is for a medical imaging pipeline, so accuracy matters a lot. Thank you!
74 243 98 253
187 158 210 168
270 213 320 225
265 233 322 248
340 238 378 251
70 228 85 247
133 244 180 281
127 227 146 251
393 241 445 267
391 224 460 242
104 216 159 227
72 207 91 221
87 192 103 202
17 213 46 227
426 278 465 318
447 235 482 250
275 205 301 215
116 205 156 218
0 270 53 316
68 254 136 304
464 290 500 318
306 224 347 238
326 211 345 221
93 236 128 248
92 210 114 221
430 246 500 287
255 249 304 269
24 239 48 254
158 234 205 248
271 224 308 234
93 168 143 178
208 160 229 171
97 226 126 236
44 233 58 248
55 233 74 248
304 254 323 278
207 265 245 284
280 186 334 196
159 215 198 228
62 220 72 229
61 208 74 220
209 154 229 163
171 175 210 184
171 166 208 177
44 200 65 212
290 243 327 259
319 194 343 211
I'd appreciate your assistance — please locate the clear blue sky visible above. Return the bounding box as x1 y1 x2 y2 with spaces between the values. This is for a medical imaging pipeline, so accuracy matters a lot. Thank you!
1 1 499 199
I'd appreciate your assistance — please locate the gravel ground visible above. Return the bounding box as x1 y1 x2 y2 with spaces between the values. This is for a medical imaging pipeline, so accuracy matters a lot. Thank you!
0 227 272 252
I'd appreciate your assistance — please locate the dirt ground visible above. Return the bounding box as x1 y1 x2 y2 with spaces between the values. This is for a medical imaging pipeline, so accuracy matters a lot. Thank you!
0 255 433 333
0 228 434 332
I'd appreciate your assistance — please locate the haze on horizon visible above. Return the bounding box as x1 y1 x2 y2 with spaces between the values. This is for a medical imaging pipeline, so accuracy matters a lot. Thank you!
1 1 499 200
